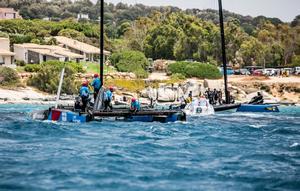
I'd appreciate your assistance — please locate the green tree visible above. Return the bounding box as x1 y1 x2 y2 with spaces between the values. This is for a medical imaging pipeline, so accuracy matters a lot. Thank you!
239 36 264 66
0 67 20 86
58 28 86 41
28 61 80 94
109 50 149 78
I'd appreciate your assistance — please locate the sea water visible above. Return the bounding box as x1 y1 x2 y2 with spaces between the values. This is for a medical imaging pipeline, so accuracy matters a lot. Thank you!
0 104 299 190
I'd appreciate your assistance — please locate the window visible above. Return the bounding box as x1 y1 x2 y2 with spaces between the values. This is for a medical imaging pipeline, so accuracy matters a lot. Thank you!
0 56 4 65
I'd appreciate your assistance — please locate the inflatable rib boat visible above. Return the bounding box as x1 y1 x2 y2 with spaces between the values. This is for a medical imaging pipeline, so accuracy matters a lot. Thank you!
237 104 279 112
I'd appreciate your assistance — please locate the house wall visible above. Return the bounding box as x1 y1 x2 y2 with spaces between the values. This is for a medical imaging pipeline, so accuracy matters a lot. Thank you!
0 55 14 67
4 13 16 19
0 9 20 20
14 45 27 63
0 55 4 65
0 38 10 50
4 56 12 65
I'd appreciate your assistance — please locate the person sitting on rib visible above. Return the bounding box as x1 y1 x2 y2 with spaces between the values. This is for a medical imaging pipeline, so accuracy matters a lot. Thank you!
249 92 264 105
130 98 141 112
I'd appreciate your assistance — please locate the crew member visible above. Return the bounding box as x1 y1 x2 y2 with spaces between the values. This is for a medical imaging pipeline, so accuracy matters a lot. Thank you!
185 91 193 103
130 98 141 112
103 87 114 111
218 89 223 105
249 92 264 105
91 74 101 101
205 88 213 104
213 89 218 105
79 81 90 112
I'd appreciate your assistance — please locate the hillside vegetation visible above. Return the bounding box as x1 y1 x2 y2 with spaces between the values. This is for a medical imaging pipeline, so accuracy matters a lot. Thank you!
0 1 300 75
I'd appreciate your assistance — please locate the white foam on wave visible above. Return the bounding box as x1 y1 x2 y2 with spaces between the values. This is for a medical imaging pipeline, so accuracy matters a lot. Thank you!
290 143 300 148
249 124 267 129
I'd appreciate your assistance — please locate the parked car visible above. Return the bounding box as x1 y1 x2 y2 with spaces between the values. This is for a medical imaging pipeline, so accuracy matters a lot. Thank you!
234 69 250 75
253 69 264 76
263 68 279 76
294 67 300 75
245 66 263 74
219 67 234 75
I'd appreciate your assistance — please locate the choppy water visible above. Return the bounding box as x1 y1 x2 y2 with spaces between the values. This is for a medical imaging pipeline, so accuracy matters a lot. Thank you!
0 105 300 191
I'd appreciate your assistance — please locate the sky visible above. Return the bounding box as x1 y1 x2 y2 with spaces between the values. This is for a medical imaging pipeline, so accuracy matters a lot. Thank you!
102 0 300 22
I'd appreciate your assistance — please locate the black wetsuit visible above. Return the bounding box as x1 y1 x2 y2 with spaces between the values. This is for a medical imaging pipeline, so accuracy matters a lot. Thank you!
249 95 264 105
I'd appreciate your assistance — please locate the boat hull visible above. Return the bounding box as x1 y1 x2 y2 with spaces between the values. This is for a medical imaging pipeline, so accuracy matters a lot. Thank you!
124 112 185 123
47 109 91 123
237 104 279 112
32 108 186 123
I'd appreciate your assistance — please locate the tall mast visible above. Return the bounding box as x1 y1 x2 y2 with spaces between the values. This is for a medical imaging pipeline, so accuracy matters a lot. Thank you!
100 0 104 86
218 0 230 104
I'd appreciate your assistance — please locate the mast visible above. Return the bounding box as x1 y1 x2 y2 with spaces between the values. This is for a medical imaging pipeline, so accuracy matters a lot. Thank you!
218 0 230 104
100 0 104 86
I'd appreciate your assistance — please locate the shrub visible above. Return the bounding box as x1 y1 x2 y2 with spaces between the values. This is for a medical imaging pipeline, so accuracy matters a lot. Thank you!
105 79 146 93
40 60 85 73
170 73 186 80
168 61 222 79
291 55 300 67
67 62 86 73
0 31 9 38
58 28 86 41
24 64 41 72
0 67 20 86
27 64 79 94
15 60 26 66
109 50 149 78
9 34 33 44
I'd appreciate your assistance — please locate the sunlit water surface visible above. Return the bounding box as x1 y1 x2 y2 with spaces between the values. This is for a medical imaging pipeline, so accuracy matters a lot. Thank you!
0 105 300 190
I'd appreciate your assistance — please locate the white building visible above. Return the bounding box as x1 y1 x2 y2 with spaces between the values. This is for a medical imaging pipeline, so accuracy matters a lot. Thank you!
54 36 110 62
0 8 22 20
14 43 84 64
0 38 16 68
77 13 89 20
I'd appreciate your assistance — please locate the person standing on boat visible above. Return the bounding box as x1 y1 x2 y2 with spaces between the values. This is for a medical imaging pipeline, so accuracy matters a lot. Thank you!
79 81 90 112
185 91 193 104
198 93 209 107
213 89 218 105
103 87 114 111
205 88 213 104
130 98 141 112
218 89 223 105
91 74 101 101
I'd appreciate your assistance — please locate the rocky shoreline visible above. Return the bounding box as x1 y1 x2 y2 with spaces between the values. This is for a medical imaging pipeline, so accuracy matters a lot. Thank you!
1 76 299 105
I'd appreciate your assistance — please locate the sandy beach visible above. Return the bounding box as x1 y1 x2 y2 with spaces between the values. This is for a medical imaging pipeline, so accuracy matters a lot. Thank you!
0 87 73 105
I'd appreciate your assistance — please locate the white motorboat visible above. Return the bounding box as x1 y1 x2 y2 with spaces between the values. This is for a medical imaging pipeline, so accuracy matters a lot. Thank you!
184 98 215 116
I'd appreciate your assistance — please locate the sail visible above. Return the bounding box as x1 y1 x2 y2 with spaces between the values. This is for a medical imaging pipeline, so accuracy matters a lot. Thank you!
93 87 105 111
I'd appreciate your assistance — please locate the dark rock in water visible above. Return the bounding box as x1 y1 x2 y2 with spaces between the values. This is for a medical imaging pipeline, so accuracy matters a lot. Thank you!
23 97 30 100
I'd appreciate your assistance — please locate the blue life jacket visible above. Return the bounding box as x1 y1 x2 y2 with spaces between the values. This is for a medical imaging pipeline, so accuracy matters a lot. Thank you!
104 90 113 101
80 86 90 98
131 101 141 110
91 78 101 90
